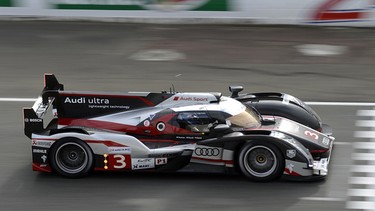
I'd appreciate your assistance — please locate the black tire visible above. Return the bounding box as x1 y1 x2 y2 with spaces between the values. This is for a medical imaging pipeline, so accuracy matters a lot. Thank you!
49 137 94 178
238 142 284 182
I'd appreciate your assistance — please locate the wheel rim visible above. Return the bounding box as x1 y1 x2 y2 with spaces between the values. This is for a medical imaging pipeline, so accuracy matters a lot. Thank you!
243 145 277 178
55 142 88 174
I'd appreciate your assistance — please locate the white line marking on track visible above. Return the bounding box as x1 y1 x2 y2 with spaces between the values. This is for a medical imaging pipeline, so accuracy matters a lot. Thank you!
347 108 375 211
334 142 352 146
349 177 375 185
351 165 375 173
352 153 375 161
129 49 185 61
306 102 375 106
356 120 375 127
348 189 375 197
347 201 375 210
300 197 345 202
354 131 375 139
352 142 375 149
358 110 375 116
295 44 348 56
0 98 36 102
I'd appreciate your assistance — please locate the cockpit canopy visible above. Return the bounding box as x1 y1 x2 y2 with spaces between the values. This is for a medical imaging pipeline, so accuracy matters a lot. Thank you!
171 96 261 132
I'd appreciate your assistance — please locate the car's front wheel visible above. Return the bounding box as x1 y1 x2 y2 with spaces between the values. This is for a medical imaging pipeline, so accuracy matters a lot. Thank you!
238 142 284 182
49 138 94 178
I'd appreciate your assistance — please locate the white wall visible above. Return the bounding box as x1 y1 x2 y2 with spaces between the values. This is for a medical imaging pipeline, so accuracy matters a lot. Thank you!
0 0 374 26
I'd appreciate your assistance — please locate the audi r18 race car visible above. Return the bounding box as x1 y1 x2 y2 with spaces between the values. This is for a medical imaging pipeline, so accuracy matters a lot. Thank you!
23 74 335 182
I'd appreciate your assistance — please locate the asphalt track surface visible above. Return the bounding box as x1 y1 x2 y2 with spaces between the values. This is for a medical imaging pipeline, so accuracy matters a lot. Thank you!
0 21 374 211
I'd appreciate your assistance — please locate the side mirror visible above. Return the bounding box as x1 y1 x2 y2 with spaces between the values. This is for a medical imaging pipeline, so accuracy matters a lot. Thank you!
229 86 243 98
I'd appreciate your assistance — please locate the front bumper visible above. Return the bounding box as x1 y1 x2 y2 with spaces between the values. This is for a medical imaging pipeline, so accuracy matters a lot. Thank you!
312 135 335 176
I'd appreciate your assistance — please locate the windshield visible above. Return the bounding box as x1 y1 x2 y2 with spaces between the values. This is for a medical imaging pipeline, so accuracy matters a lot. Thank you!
227 107 261 129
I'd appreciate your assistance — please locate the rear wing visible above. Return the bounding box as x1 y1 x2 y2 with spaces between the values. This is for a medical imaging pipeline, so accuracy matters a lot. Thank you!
23 74 64 138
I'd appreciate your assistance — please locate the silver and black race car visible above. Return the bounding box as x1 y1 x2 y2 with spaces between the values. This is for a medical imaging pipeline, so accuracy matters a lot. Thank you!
23 74 334 182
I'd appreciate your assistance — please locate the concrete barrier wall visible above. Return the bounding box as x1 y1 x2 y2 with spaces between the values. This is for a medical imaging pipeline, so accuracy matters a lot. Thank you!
1 0 375 26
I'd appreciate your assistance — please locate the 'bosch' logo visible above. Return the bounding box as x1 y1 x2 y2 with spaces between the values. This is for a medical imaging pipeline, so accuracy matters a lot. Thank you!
194 147 220 156
25 118 42 123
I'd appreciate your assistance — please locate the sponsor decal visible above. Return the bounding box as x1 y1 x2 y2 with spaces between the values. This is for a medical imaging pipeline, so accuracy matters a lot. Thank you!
108 146 131 154
313 158 328 170
0 0 12 6
322 137 330 145
41 155 47 163
155 157 167 165
149 114 156 120
132 158 155 170
310 0 375 23
33 149 47 154
286 149 296 159
59 95 138 118
63 96 132 110
194 147 222 157
24 118 42 123
156 122 166 132
286 163 294 174
32 163 52 172
176 135 203 140
109 105 130 109
304 130 319 140
107 154 131 169
52 108 58 117
144 120 150 127
50 0 229 11
64 97 110 104
174 96 209 102
32 140 53 147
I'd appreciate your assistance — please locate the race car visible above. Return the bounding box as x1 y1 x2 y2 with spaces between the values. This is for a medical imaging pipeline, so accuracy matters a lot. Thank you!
23 74 335 182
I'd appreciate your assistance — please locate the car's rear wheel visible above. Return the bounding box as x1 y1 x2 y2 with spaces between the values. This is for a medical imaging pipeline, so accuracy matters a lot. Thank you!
49 138 93 178
238 142 284 182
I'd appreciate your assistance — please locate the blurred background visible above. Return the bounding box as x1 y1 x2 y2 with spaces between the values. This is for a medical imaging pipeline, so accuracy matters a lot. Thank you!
0 0 374 210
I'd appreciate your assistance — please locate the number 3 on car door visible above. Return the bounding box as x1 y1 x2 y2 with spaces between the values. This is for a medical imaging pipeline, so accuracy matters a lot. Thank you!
108 154 131 170
304 130 319 140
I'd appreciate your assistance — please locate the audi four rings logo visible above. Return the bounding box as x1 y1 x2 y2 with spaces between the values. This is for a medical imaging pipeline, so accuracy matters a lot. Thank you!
194 147 221 156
